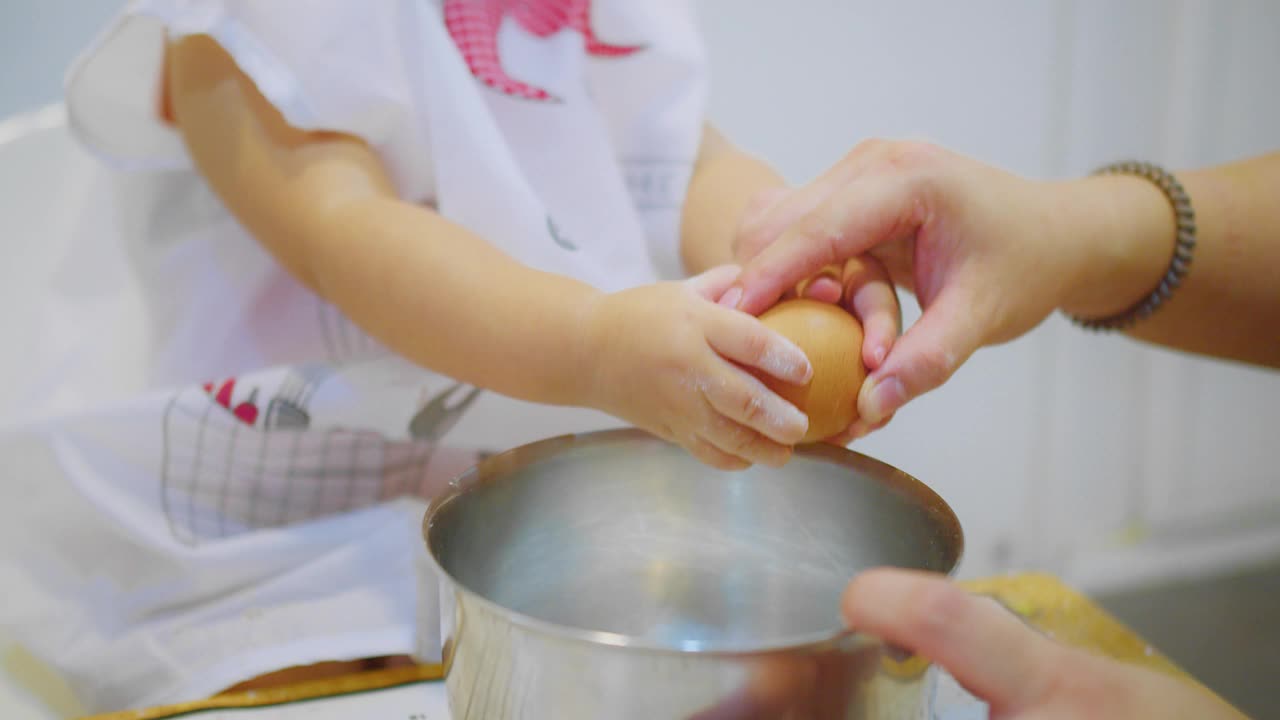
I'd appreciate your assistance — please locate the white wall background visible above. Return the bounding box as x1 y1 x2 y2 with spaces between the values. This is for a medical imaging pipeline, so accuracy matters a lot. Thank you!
1 1 1278 717
0 1 117 119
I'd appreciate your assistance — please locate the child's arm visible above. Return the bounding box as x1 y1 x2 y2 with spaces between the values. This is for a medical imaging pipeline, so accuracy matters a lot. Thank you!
168 36 811 467
169 35 600 407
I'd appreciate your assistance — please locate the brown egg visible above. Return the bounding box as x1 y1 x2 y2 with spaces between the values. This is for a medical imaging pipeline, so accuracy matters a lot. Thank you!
756 299 866 443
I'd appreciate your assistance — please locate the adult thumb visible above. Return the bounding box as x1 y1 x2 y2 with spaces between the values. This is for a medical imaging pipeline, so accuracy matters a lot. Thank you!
841 569 1060 715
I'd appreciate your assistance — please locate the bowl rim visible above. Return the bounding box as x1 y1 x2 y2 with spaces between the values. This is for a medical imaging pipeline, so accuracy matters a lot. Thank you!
422 428 964 657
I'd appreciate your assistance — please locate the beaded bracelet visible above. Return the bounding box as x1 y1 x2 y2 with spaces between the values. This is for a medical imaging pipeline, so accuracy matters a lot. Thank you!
1068 161 1197 331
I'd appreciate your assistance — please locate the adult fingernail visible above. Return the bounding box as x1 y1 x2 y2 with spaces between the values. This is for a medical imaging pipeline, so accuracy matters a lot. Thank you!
718 286 743 309
862 376 905 425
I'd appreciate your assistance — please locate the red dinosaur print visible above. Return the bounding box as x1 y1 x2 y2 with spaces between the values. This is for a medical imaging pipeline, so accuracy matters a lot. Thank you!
203 378 261 426
444 0 643 101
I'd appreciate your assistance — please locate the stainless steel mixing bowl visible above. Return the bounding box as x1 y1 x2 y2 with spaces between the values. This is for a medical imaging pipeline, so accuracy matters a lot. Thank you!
424 429 962 719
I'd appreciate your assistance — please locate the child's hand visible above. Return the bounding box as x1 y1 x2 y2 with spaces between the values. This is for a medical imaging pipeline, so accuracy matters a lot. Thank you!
583 266 813 470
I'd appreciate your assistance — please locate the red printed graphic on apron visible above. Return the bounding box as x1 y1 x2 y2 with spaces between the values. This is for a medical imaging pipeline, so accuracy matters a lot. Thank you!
202 378 261 426
444 0 643 101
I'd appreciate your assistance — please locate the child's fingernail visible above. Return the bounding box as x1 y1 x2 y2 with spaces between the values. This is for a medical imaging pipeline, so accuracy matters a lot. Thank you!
760 388 808 433
778 404 809 439
767 338 812 383
861 376 905 425
719 286 743 309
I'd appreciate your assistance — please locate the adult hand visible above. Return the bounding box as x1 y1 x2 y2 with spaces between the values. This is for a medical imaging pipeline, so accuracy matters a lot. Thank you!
842 569 1248 719
728 141 1130 435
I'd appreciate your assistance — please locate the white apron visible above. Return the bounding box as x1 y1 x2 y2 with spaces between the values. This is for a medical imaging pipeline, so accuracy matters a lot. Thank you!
0 0 705 711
